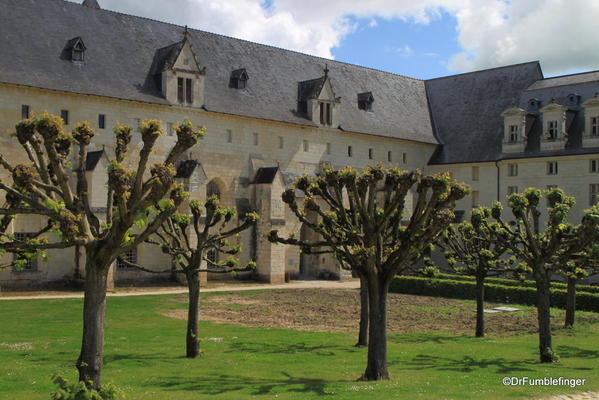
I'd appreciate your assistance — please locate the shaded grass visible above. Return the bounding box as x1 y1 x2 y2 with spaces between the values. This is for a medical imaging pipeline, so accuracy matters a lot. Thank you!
0 293 597 399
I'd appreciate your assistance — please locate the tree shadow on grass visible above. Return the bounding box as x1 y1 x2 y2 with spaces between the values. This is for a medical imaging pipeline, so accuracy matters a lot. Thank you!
224 341 359 357
104 353 183 365
556 345 599 360
397 354 537 374
389 333 467 345
147 371 336 396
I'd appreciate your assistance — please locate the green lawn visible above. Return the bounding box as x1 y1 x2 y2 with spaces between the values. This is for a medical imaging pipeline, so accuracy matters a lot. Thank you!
0 292 597 399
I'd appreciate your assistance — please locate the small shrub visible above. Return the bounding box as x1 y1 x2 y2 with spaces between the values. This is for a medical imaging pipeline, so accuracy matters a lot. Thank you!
50 374 123 400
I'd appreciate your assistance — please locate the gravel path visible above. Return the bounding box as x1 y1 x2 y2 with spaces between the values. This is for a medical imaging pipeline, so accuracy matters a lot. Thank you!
538 392 599 399
0 279 360 301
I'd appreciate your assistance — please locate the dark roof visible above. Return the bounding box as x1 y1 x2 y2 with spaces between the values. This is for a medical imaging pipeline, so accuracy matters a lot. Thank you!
85 150 104 171
426 62 544 164
175 159 199 178
252 167 279 184
150 41 185 75
0 0 436 144
526 70 599 91
231 68 248 80
82 0 100 9
298 77 326 101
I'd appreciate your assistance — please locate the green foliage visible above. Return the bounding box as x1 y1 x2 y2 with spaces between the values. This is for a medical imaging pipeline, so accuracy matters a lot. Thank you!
390 275 599 312
50 374 123 400
419 266 440 278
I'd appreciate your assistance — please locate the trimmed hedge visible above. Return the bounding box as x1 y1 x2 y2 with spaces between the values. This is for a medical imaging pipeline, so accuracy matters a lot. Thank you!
390 276 599 312
430 273 599 294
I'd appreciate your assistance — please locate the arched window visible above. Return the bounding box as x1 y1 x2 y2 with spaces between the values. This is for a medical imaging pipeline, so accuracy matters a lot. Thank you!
206 180 221 199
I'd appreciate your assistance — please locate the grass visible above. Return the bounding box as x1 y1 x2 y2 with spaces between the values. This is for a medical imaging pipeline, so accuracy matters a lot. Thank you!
0 292 597 399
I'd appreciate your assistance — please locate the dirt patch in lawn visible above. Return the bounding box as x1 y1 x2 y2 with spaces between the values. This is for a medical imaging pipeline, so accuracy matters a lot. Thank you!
163 289 599 336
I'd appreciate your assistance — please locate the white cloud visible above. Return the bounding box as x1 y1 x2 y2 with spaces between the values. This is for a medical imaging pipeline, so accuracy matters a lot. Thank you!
95 0 599 76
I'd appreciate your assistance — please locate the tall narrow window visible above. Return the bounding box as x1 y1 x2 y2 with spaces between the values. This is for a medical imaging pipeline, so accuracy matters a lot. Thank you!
186 78 193 103
253 132 259 146
21 105 30 119
508 125 519 143
117 247 137 269
98 114 106 129
368 148 373 160
507 186 518 195
167 123 174 136
591 184 599 206
547 120 558 140
278 136 284 149
177 78 184 103
348 145 353 157
326 142 331 155
326 103 332 126
226 129 233 143
546 161 558 175
61 110 69 125
472 166 480 181
402 153 407 164
471 190 480 208
302 140 309 152
387 151 392 162
591 159 599 173
319 103 325 125
592 117 599 137
508 163 518 177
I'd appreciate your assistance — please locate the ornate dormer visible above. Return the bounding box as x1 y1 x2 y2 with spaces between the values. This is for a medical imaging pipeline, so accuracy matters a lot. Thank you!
357 92 374 111
582 93 599 148
539 99 567 151
500 104 526 153
64 37 86 64
297 66 341 127
151 27 206 107
230 68 249 89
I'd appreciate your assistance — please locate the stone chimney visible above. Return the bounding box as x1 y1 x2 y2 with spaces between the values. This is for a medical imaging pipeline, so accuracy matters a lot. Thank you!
82 0 101 9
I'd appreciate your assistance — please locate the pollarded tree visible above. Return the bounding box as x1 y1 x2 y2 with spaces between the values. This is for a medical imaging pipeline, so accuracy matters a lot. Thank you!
0 114 203 388
559 242 599 328
119 196 258 358
269 166 469 380
437 207 517 337
481 188 599 362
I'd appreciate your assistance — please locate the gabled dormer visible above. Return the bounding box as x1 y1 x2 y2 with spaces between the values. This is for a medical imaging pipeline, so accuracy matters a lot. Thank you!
230 68 249 89
501 104 527 153
297 66 341 127
582 94 599 148
63 37 86 63
151 28 206 107
358 92 374 111
539 99 567 151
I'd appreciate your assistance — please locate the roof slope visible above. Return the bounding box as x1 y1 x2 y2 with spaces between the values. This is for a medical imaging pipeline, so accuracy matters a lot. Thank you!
0 0 436 144
426 62 543 164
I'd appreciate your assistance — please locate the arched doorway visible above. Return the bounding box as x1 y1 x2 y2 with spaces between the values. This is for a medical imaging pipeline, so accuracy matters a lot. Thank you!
206 179 221 199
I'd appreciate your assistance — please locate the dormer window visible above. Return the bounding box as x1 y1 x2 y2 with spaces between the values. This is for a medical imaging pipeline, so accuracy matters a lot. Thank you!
358 92 374 111
508 125 519 143
547 120 558 140
592 117 599 137
539 101 567 151
297 66 340 126
230 69 249 89
64 37 86 64
319 102 332 126
177 77 193 104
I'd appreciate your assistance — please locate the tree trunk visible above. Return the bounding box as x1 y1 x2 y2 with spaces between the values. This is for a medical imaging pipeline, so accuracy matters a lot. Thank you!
475 273 485 338
535 274 556 363
361 277 389 380
565 277 576 328
76 253 110 388
356 274 368 347
186 271 200 358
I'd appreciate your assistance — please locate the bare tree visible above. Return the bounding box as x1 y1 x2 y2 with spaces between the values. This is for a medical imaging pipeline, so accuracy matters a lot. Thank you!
269 166 468 380
0 114 203 388
481 188 599 362
120 196 258 358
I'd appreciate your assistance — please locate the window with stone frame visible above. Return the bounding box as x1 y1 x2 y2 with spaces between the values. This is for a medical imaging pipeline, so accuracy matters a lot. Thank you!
117 247 137 270
472 166 480 181
326 142 331 155
303 140 309 152
278 136 284 149
508 125 519 143
592 117 599 137
471 190 480 208
177 78 184 103
319 102 332 126
348 145 353 158
547 120 558 140
591 159 599 173
507 163 518 177
546 161 558 175
98 114 106 130
387 151 392 162
21 105 30 119
61 110 69 125
368 148 373 160
590 184 599 206
186 78 193 103
12 232 38 272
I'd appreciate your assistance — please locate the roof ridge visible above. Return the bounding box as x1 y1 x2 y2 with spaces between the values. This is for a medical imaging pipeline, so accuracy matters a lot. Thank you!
61 0 423 82
425 61 541 82
539 68 599 81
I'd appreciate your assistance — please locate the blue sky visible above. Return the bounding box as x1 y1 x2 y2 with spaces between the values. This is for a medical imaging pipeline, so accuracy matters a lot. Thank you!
332 13 461 79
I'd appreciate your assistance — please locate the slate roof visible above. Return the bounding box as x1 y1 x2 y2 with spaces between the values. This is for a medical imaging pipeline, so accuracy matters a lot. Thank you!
298 77 326 102
0 0 436 144
252 167 279 184
426 62 544 164
526 70 599 91
85 150 104 171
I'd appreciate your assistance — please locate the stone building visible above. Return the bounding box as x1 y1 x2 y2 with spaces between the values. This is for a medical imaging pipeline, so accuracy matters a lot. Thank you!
0 0 598 288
